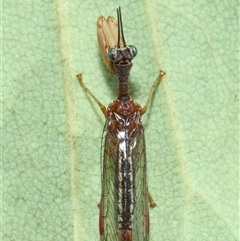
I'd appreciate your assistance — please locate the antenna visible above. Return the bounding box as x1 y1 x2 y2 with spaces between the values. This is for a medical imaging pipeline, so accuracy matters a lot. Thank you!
117 7 126 48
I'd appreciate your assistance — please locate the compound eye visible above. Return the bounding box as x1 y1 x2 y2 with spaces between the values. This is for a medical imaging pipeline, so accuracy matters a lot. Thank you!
128 45 137 58
108 48 117 61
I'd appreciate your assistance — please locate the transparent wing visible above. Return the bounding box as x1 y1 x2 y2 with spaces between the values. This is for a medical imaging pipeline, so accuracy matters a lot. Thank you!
100 117 149 241
131 128 149 241
100 121 119 241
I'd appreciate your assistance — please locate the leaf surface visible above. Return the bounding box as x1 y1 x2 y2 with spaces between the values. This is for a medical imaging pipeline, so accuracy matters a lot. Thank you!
2 0 238 240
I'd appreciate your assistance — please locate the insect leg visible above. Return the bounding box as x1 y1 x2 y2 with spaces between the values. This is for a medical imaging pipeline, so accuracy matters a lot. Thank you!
77 74 107 116
97 16 118 74
147 188 156 207
140 71 165 116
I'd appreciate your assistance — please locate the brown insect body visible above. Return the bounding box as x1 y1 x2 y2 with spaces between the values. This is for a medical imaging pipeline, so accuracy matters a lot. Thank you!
100 10 145 239
77 7 165 241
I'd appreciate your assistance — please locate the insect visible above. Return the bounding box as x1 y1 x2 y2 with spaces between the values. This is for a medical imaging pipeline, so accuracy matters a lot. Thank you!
77 7 165 241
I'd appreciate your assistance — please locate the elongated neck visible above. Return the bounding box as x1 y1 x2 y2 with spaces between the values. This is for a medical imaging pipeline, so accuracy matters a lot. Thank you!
114 62 133 101
117 77 130 101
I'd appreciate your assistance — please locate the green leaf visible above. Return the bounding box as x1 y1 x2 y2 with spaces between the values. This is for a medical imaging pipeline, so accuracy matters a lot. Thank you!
2 0 238 240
